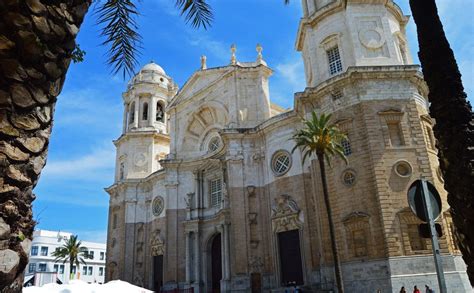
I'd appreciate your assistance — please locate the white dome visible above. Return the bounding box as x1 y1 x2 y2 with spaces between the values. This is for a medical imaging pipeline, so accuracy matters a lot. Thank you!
140 62 165 75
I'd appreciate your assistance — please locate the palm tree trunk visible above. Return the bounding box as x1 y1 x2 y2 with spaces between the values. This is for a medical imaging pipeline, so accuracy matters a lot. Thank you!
0 1 91 292
409 0 474 284
317 154 344 292
70 260 74 280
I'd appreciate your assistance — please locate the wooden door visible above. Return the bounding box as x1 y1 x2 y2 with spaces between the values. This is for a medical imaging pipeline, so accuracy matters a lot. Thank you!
278 230 304 286
251 272 262 293
153 255 163 292
211 234 222 293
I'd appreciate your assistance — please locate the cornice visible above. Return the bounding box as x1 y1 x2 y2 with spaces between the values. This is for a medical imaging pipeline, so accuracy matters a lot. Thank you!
295 65 426 109
113 130 170 146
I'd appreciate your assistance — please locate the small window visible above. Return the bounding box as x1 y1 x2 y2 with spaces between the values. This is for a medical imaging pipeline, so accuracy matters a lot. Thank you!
341 138 352 156
271 151 292 176
59 265 65 274
129 102 135 124
88 251 94 260
156 102 164 122
100 252 105 260
29 263 36 273
88 266 93 275
31 246 38 256
387 122 404 146
38 263 46 272
119 162 125 180
326 46 343 75
210 178 223 208
53 264 58 272
142 102 149 120
99 267 104 276
40 246 48 256
112 214 117 229
208 136 221 152
331 90 343 100
83 266 87 275
72 266 76 274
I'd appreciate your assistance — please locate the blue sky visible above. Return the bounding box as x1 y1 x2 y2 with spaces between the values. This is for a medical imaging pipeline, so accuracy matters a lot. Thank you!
32 0 473 243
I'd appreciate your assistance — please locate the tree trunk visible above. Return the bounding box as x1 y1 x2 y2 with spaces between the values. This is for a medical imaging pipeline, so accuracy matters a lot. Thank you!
70 260 74 280
409 0 474 284
317 154 344 293
0 1 91 291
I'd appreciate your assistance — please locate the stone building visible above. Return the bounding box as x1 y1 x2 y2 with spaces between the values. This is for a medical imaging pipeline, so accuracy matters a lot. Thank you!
105 0 471 292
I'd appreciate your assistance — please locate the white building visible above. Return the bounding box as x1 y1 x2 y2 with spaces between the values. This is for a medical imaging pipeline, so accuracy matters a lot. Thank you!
25 230 106 286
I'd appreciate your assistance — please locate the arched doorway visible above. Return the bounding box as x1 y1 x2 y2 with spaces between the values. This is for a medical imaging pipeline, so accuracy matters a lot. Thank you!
278 229 303 286
153 255 163 291
211 233 222 293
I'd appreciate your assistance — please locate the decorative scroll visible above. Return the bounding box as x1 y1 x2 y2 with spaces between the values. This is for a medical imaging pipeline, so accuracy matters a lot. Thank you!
151 229 165 256
271 195 302 233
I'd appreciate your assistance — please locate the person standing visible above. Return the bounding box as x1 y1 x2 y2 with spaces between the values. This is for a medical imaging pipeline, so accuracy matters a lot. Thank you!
400 286 407 293
425 285 434 293
413 285 421 293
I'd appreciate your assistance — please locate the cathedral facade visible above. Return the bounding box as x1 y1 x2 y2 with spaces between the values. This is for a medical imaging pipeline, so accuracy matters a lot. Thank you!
105 1 471 292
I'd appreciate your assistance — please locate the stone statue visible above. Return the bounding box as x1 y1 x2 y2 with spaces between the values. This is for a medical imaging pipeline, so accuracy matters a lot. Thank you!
156 104 164 122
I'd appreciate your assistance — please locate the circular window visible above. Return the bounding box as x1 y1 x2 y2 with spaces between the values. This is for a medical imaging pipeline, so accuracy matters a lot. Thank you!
152 196 164 216
342 170 356 186
208 136 221 152
271 151 292 176
394 160 412 177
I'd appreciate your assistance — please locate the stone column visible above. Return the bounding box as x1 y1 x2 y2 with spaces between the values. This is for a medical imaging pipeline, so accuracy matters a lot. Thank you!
223 223 231 280
133 98 139 129
185 232 191 283
122 103 128 133
150 96 157 127
194 230 201 291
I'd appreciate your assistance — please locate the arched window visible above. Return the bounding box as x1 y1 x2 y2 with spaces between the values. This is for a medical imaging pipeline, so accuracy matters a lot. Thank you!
143 102 149 120
156 102 164 122
129 102 135 124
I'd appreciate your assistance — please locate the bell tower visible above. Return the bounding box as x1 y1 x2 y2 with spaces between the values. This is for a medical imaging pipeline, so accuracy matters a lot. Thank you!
114 62 178 181
297 0 412 87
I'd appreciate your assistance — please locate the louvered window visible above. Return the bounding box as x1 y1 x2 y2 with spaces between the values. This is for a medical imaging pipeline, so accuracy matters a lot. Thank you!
210 179 222 208
326 46 343 75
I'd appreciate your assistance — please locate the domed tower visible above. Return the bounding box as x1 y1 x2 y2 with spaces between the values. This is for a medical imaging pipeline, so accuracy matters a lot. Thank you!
114 62 178 181
297 0 412 87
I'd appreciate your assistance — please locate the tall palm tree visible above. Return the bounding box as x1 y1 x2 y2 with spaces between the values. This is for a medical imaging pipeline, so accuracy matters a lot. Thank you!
408 0 474 284
0 1 213 292
52 235 88 280
292 112 347 293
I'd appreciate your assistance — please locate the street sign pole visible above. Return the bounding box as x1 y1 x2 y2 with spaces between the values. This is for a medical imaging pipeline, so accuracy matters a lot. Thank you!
421 180 447 293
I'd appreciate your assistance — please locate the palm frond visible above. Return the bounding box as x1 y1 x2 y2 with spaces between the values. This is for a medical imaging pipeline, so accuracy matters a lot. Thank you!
96 0 142 78
291 111 347 166
176 0 213 29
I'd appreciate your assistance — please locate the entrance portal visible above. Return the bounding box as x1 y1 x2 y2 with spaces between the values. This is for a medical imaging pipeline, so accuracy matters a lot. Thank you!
211 233 222 293
251 272 262 293
153 255 163 291
278 229 304 286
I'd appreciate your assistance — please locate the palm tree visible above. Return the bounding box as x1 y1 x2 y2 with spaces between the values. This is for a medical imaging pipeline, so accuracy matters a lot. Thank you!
292 112 347 293
52 235 88 280
408 0 474 284
0 1 213 291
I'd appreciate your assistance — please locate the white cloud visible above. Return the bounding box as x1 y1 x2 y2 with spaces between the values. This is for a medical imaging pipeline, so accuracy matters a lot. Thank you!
275 58 305 91
76 230 108 244
187 34 229 63
41 143 115 181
